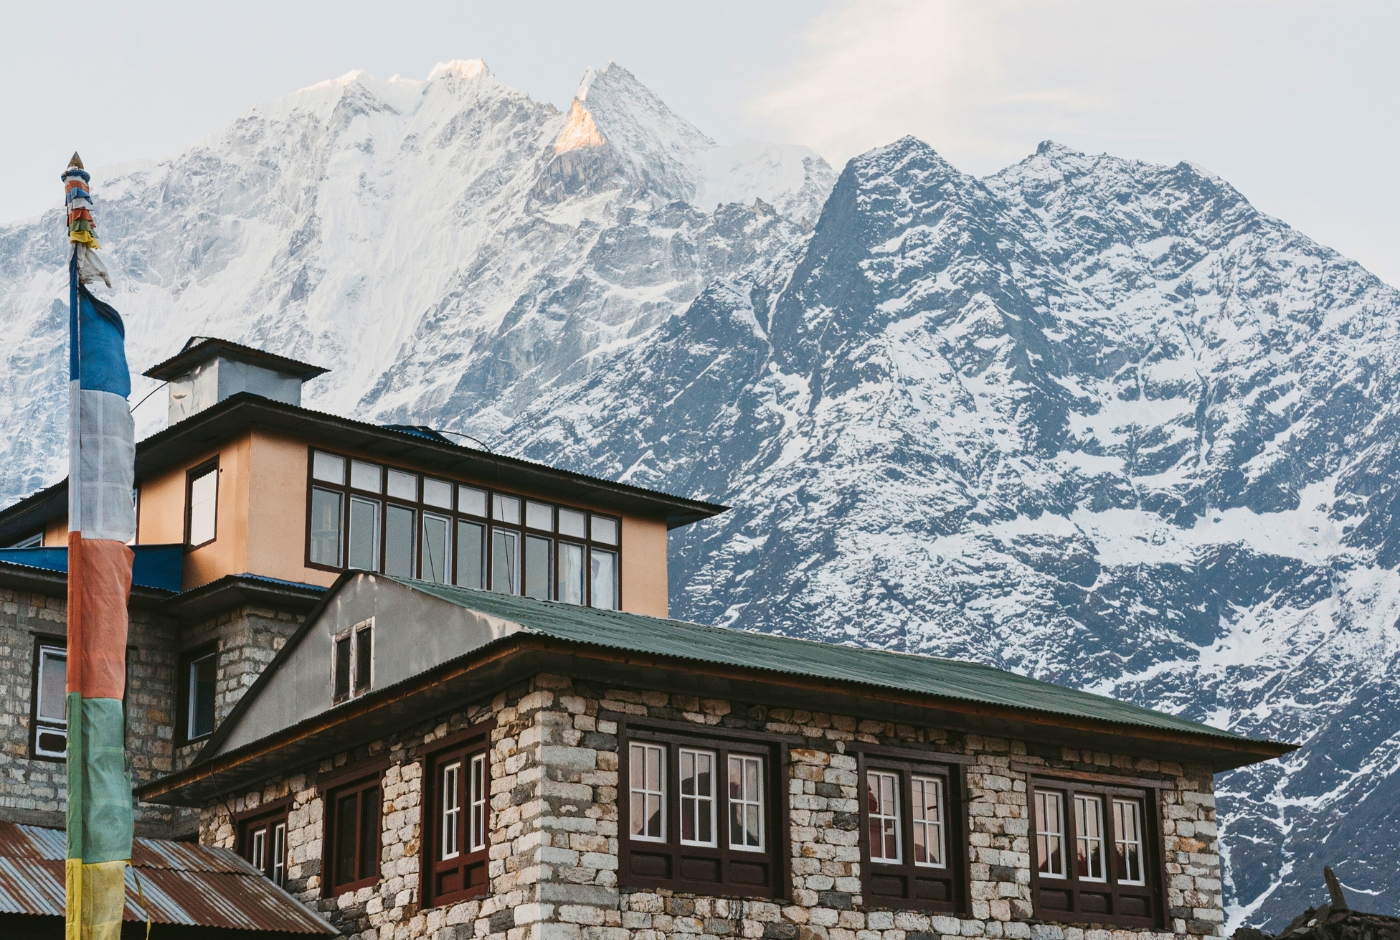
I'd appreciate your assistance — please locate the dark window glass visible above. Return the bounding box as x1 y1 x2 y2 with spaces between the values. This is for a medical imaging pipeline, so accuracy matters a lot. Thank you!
457 521 485 589
188 652 217 739
492 528 519 594
422 513 451 583
355 628 372 692
349 496 380 570
310 488 343 567
335 792 358 887
334 636 351 701
525 535 552 600
384 505 415 577
359 788 379 876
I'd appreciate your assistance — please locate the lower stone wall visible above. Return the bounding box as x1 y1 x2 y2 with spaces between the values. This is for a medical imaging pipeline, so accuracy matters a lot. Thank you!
0 584 181 833
196 674 1223 940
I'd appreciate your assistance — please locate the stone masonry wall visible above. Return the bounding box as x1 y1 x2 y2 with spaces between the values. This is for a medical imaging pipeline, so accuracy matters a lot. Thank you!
0 583 180 833
197 673 1223 940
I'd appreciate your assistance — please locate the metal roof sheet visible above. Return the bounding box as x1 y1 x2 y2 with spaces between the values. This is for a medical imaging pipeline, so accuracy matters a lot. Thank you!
385 577 1251 743
0 823 334 934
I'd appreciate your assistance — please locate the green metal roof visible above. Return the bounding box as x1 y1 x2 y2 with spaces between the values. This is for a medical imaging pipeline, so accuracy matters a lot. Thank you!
384 576 1249 744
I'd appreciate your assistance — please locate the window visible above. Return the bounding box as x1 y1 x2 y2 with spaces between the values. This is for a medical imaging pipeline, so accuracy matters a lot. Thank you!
423 726 491 907
177 644 218 745
31 643 68 759
186 459 219 547
322 773 382 896
620 727 783 897
239 804 290 887
7 531 43 548
858 755 967 912
1030 779 1162 926
333 619 374 703
305 449 622 607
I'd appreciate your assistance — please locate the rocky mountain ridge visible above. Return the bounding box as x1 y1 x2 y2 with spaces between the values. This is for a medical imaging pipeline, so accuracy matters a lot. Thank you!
2 62 1396 928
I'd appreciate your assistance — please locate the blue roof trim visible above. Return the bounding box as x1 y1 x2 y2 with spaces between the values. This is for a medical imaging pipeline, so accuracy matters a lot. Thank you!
0 544 184 593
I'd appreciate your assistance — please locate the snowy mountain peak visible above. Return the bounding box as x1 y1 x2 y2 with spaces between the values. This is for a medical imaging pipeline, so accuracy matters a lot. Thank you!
555 100 606 153
427 58 490 82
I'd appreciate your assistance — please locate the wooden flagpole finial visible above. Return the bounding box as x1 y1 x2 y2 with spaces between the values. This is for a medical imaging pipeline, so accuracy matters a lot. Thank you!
68 152 84 169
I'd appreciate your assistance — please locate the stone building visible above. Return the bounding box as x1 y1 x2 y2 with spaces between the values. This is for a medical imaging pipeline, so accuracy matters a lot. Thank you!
140 575 1291 940
0 335 1293 937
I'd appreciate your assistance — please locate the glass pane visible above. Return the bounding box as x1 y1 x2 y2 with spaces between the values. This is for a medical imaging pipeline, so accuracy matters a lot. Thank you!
333 637 351 700
312 451 346 484
558 543 585 605
190 653 217 738
309 488 343 567
1114 799 1145 884
354 628 372 692
358 787 379 879
189 469 218 545
526 501 553 531
334 793 358 887
350 460 382 493
37 649 67 723
456 520 485 589
493 494 520 525
387 468 418 501
492 528 520 594
348 497 380 570
525 536 552 600
591 515 618 545
558 508 587 539
1075 795 1106 880
423 478 453 509
421 514 451 583
384 505 415 577
1036 791 1066 877
459 486 487 517
273 824 286 885
590 549 617 609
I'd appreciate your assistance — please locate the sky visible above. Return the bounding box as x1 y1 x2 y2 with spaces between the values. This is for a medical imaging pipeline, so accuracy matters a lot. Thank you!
3 0 1398 284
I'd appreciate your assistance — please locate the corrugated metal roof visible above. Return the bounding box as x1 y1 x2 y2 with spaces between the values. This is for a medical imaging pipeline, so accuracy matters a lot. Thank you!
0 823 335 934
386 577 1252 743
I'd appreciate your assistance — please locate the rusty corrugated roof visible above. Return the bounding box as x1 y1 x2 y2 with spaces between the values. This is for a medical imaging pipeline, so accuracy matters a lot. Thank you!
0 823 335 934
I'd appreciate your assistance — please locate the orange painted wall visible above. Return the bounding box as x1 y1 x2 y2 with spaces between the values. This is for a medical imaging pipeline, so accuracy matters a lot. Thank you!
42 517 66 547
245 430 337 588
620 514 669 617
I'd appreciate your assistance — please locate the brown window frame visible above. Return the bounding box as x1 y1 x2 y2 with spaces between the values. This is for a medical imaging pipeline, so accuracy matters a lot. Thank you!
618 722 788 899
303 448 623 609
184 457 220 549
175 641 219 746
1028 777 1165 928
421 723 493 908
321 770 383 897
856 752 969 913
237 798 292 888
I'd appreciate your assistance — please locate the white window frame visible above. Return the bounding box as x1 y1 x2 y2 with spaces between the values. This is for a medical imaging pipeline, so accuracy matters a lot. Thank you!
272 822 286 886
866 769 902 863
678 747 718 848
441 760 462 860
251 828 265 872
1113 798 1147 885
628 742 667 842
188 464 218 546
469 752 488 852
910 775 946 868
8 532 42 548
1035 790 1068 878
727 754 766 852
1075 794 1107 882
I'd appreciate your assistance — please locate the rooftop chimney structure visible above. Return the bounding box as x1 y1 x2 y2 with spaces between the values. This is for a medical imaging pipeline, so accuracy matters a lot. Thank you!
144 337 329 425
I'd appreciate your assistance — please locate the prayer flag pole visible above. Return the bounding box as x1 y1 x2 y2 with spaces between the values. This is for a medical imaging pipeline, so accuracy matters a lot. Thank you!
62 151 135 940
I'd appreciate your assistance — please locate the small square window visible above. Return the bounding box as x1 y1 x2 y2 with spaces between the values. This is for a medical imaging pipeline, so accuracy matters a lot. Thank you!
387 469 418 501
424 478 453 509
32 644 68 759
558 508 587 540
458 487 487 517
525 501 553 531
312 451 346 484
334 619 374 703
493 494 520 525
351 460 382 493
591 515 618 546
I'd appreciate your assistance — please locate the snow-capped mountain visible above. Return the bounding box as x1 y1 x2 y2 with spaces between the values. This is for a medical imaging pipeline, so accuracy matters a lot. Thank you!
2 63 1396 928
